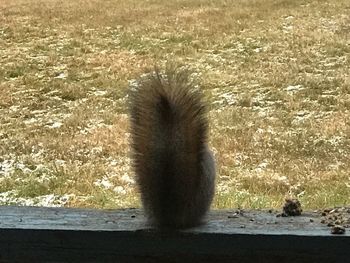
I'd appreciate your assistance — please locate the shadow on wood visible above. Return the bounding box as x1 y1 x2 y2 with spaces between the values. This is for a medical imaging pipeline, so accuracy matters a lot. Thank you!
0 206 348 263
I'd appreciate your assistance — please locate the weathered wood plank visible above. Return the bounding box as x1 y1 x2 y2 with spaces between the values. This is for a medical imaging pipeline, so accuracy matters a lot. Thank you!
0 206 348 263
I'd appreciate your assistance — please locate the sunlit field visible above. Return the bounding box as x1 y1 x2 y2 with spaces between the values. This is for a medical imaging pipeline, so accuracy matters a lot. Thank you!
0 0 349 210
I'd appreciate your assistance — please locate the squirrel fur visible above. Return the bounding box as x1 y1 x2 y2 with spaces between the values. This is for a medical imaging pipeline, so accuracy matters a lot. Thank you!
130 67 216 228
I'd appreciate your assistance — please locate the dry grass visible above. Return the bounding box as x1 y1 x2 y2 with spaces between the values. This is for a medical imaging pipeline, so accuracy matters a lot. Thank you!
0 0 349 209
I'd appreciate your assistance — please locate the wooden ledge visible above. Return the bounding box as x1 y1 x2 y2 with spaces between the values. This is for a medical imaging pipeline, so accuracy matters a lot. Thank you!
0 206 349 263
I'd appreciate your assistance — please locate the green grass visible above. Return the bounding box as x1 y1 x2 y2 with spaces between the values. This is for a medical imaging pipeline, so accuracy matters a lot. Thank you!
0 0 349 210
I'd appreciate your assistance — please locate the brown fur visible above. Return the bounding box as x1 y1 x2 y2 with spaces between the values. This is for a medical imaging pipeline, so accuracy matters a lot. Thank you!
130 67 216 228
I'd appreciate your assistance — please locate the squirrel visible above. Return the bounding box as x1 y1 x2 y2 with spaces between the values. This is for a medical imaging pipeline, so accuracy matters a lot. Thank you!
129 67 216 229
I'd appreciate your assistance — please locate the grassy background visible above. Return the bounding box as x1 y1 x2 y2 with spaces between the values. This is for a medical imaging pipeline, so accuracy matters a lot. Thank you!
0 0 349 209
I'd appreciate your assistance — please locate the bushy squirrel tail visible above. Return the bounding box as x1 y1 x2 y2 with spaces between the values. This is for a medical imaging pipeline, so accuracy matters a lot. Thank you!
130 67 215 228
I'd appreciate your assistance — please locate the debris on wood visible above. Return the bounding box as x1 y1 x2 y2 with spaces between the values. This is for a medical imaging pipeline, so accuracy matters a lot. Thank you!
277 198 302 217
320 207 350 234
331 225 346 235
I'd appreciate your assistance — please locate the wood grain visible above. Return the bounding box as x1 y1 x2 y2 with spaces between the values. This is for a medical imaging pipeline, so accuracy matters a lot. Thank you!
0 206 348 263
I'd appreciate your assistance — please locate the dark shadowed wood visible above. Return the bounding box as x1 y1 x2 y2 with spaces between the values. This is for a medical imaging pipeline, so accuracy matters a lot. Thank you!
0 206 348 263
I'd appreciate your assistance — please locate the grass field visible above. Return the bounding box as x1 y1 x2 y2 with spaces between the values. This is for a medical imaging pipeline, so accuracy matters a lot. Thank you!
0 0 349 210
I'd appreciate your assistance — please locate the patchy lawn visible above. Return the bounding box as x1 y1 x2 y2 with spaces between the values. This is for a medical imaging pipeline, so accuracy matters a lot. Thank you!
0 0 349 209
